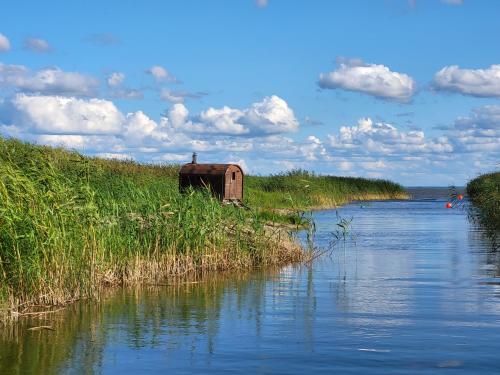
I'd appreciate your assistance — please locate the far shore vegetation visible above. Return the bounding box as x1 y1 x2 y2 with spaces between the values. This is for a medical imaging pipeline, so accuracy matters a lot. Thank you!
466 171 500 236
0 137 407 321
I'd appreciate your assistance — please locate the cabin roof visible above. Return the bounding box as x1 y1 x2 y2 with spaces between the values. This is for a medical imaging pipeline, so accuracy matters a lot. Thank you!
179 163 243 176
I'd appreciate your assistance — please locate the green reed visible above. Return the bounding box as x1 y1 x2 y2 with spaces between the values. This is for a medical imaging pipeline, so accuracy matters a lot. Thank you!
0 138 302 317
466 171 500 234
245 169 407 210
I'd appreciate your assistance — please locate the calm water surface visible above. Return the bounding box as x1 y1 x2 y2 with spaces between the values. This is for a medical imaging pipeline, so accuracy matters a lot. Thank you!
1 190 499 374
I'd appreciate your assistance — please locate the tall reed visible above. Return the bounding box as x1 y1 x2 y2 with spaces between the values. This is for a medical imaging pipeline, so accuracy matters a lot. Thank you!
466 171 500 234
0 138 301 319
246 169 407 210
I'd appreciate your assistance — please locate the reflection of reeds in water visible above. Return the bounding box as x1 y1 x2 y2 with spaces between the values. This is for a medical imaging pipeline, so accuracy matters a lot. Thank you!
0 268 285 374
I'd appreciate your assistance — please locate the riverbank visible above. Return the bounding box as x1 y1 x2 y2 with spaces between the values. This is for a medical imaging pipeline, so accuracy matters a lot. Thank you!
0 137 407 320
466 172 500 233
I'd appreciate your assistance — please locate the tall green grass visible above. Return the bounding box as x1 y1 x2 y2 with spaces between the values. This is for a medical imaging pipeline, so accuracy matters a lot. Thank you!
246 169 407 210
466 172 500 233
0 137 406 318
0 138 302 319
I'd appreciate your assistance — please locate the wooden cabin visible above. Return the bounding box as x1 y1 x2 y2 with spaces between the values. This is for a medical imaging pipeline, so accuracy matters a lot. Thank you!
179 153 244 202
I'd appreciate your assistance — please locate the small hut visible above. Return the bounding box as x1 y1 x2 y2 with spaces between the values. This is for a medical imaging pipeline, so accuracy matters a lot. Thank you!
179 153 244 202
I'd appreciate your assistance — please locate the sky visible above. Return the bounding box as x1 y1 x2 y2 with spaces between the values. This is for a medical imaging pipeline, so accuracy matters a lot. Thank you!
0 0 499 186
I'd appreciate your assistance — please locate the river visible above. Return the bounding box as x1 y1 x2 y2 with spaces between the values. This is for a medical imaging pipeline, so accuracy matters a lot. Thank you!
1 189 499 374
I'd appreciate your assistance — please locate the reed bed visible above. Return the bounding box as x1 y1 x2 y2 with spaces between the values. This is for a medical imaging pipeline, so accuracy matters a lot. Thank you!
466 171 500 233
0 137 406 320
246 169 407 210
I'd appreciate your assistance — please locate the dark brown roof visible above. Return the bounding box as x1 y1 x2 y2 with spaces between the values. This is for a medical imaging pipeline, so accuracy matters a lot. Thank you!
179 163 242 176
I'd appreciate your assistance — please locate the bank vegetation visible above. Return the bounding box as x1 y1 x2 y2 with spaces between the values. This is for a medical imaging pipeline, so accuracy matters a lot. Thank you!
0 137 407 320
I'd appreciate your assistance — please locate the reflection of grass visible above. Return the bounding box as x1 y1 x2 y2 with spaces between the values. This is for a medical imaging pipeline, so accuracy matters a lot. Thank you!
466 172 500 236
0 269 280 374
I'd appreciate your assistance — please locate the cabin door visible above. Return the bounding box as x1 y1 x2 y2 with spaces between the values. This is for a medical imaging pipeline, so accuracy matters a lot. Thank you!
226 171 237 199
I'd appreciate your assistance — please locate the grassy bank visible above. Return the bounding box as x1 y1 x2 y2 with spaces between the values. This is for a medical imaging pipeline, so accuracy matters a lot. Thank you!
466 172 500 233
0 137 406 319
246 170 407 211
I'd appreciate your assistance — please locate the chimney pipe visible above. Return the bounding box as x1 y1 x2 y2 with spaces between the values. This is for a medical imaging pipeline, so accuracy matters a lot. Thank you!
192 152 197 164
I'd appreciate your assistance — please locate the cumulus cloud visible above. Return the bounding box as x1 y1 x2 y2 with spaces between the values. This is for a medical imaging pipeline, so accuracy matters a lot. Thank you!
1 90 495 185
450 105 500 153
433 64 500 97
0 94 297 156
7 94 124 135
0 33 11 52
318 58 416 102
327 117 453 155
164 95 299 136
0 63 99 96
244 95 299 134
147 65 178 83
24 38 51 53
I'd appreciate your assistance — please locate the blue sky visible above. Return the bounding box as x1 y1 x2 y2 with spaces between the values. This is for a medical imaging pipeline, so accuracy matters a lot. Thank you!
0 0 499 185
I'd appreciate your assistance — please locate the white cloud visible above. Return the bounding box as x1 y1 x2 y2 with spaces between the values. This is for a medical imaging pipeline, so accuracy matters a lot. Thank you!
433 64 500 97
318 58 416 102
198 106 248 134
147 65 177 83
123 111 158 143
256 0 268 7
300 135 331 161
243 95 299 134
167 103 190 129
338 160 353 171
24 38 51 53
0 33 10 52
163 95 298 136
107 72 125 87
152 153 190 162
327 117 453 155
450 105 500 153
2 90 496 185
95 152 131 160
0 63 99 96
361 160 389 170
8 94 124 135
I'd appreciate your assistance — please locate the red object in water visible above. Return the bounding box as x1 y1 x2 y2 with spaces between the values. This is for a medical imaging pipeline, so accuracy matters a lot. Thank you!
446 202 452 209
457 194 463 200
